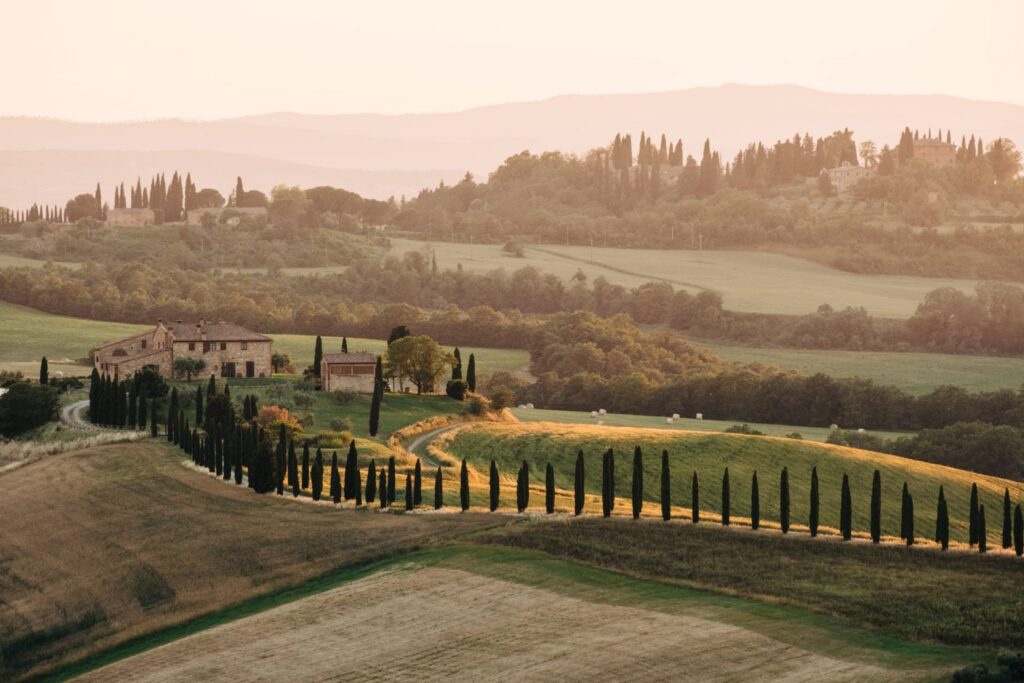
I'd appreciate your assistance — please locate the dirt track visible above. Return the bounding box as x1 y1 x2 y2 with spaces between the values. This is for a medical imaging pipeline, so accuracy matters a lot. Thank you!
79 566 900 682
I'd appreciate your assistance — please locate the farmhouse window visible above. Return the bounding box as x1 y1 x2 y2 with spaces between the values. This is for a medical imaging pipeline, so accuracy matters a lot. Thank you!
220 342 227 351
188 342 195 351
141 340 147 349
204 342 212 353
241 342 248 350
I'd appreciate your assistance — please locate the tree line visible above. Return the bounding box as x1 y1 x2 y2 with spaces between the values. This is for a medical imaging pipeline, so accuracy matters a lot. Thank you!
161 407 1024 557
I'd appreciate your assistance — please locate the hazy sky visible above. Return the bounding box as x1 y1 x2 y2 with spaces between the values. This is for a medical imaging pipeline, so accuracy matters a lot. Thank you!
5 0 1022 121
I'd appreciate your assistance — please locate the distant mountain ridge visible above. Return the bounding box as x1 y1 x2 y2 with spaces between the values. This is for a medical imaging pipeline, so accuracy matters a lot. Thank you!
2 84 1023 208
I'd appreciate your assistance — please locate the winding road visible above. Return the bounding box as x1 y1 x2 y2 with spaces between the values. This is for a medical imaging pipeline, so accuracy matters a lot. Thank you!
405 424 463 466
61 399 99 431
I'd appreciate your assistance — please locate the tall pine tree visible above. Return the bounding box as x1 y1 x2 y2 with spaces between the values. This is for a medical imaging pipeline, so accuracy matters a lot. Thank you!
460 459 470 511
691 471 700 524
721 467 730 526
840 474 852 541
434 466 443 509
969 483 980 546
574 450 585 516
545 463 555 514
870 470 882 543
780 467 790 534
661 450 671 521
750 471 760 530
489 459 500 511
631 446 643 519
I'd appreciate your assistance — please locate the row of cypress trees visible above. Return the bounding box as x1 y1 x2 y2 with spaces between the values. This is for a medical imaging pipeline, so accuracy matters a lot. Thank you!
450 448 1024 556
89 368 155 433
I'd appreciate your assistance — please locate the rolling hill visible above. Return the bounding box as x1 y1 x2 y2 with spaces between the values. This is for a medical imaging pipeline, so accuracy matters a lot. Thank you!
439 422 1024 545
3 84 1023 207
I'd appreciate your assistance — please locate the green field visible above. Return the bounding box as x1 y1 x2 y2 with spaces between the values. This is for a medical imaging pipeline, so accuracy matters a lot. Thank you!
388 238 983 318
696 341 1024 395
510 407 910 441
0 301 529 379
443 422 1024 545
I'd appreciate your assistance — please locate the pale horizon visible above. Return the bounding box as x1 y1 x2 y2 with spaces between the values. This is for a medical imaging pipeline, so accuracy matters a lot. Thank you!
5 0 1024 121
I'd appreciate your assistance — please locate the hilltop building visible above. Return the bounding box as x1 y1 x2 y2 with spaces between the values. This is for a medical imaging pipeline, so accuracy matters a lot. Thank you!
320 352 377 393
93 320 272 379
824 161 875 194
911 137 958 167
186 207 268 226
106 208 156 227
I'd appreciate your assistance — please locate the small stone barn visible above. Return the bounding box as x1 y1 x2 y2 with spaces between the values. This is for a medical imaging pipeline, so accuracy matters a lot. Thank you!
320 352 376 393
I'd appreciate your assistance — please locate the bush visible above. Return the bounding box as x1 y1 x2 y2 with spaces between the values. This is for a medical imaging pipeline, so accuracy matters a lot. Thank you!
329 417 353 432
0 382 59 437
724 424 764 436
331 389 358 405
446 379 468 401
464 395 490 417
502 240 525 257
827 429 890 453
317 430 352 448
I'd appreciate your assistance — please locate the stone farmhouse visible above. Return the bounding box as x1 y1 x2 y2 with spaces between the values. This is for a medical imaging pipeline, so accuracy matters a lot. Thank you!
824 161 875 194
93 320 272 379
320 352 376 393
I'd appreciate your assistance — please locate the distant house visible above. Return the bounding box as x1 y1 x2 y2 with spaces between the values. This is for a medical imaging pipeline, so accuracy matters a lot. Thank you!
824 161 874 194
320 353 376 393
93 319 272 379
106 208 156 227
185 207 268 226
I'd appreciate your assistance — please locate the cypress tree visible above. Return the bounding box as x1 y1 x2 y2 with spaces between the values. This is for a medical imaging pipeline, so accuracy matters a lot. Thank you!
661 450 671 521
691 471 700 523
387 456 396 502
434 467 443 509
288 441 299 496
166 388 178 442
301 442 310 490
405 473 413 511
631 446 644 520
451 347 462 380
341 336 348 353
937 488 950 550
900 482 910 540
127 386 137 428
379 469 388 509
195 385 203 425
518 460 530 512
840 474 852 541
366 460 377 502
721 467 730 526
223 430 233 481
413 458 423 506
458 459 471 511
574 450 585 516
1002 488 1012 549
89 368 100 417
935 486 945 543
138 395 147 430
1014 504 1023 557
330 452 341 504
312 448 324 501
150 398 158 437
969 483 980 546
207 374 216 397
234 427 244 485
978 505 987 554
601 449 614 518
489 460 500 511
870 470 882 543
545 463 555 514
313 335 323 383
750 471 760 530
780 467 790 534
905 493 915 546
39 356 48 385
466 353 476 392
369 357 383 436
344 440 358 500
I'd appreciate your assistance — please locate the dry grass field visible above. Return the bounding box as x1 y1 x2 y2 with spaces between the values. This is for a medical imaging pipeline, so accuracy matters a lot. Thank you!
0 440 501 681
74 546 976 682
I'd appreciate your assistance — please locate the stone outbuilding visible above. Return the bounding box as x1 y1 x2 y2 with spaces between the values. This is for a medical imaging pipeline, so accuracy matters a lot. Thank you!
93 319 272 379
320 352 376 393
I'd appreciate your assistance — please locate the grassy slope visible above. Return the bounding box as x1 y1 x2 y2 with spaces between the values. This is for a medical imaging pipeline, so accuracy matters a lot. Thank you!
388 238 982 318
480 520 1024 650
510 407 910 442
702 341 1024 395
443 422 1024 545
0 301 529 378
0 439 501 681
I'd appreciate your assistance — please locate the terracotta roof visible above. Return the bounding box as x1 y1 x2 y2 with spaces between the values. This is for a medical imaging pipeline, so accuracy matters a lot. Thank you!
164 321 271 342
323 352 376 364
93 329 153 350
